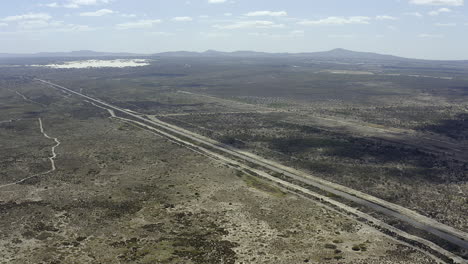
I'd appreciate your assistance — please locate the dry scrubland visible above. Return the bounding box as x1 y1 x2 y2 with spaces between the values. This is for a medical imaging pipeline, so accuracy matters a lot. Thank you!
0 82 436 263
29 57 466 233
0 55 467 263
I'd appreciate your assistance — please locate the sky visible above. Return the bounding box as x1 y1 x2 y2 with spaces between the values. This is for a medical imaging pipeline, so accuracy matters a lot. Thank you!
0 0 467 59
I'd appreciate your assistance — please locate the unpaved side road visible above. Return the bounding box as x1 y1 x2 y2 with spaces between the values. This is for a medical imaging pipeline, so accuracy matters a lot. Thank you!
10 90 46 107
38 118 60 171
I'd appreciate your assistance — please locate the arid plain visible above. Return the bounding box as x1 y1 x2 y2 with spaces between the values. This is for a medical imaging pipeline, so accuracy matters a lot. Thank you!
1 52 467 263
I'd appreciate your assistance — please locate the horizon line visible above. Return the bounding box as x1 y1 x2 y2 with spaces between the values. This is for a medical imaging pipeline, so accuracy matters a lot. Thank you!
1 48 467 62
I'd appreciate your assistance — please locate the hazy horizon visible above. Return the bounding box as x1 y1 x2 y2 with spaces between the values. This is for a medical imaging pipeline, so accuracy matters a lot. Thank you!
1 0 467 60
2 48 467 62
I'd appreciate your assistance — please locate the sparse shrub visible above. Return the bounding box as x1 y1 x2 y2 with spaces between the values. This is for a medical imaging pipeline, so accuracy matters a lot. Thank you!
324 243 337 249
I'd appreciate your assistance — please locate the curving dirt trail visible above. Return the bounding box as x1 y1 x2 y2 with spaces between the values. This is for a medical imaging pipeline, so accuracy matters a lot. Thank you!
0 118 60 189
38 118 60 171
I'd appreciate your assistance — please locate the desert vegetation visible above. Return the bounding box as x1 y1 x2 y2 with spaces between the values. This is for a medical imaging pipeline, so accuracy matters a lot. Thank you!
0 54 466 263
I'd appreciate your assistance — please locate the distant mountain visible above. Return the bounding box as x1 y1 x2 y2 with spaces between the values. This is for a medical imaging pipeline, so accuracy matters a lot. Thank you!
205 50 272 57
0 50 141 58
0 49 463 62
152 48 409 61
155 51 202 57
296 48 406 61
155 50 276 58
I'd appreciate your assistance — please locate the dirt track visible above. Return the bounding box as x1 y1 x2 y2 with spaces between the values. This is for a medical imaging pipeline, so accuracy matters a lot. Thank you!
0 118 61 189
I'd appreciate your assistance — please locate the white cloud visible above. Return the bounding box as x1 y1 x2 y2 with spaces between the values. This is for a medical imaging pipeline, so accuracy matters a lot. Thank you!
2 13 52 22
298 16 371 25
213 20 285 29
42 0 111 8
404 12 423 17
435 22 457 26
0 23 7 27
418 33 444 38
208 0 227 3
376 15 398 20
245 11 288 17
224 13 233 16
428 8 452 15
172 16 193 22
409 0 463 5
64 0 112 8
72 0 110 4
80 9 114 17
116 19 161 30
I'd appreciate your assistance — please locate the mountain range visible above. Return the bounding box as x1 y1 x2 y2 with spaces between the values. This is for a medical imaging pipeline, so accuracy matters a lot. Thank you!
0 49 464 62
153 48 405 61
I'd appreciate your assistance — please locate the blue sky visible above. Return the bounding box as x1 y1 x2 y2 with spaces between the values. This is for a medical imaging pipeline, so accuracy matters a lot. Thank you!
0 0 467 59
